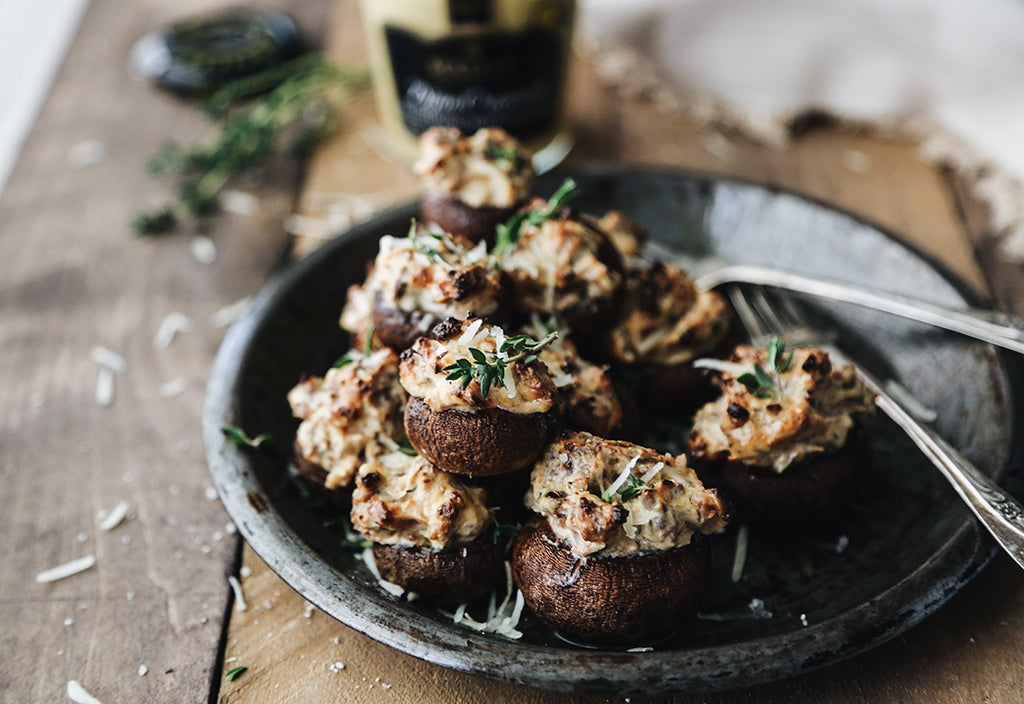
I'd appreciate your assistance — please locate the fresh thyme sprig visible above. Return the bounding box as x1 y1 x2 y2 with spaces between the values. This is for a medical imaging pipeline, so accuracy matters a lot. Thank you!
221 424 275 450
442 331 558 398
737 337 793 400
485 142 519 165
601 473 646 503
224 665 248 682
133 54 369 236
493 178 581 255
406 221 449 264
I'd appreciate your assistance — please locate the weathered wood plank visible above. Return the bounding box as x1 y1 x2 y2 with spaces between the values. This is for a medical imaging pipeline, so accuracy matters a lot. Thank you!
0 1 330 702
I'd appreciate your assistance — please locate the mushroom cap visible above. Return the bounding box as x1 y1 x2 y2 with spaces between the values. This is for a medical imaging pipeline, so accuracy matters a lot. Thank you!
371 304 434 352
511 517 711 647
291 440 351 508
420 192 516 246
698 429 871 526
404 396 557 475
372 534 505 605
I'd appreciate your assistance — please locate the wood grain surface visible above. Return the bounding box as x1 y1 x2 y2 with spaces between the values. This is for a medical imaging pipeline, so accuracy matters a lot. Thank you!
2 1 1023 703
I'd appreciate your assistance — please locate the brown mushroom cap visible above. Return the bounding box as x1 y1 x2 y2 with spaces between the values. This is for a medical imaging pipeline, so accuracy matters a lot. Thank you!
370 303 434 352
291 440 351 508
404 396 557 475
696 429 871 526
420 193 517 246
511 517 711 647
372 534 505 605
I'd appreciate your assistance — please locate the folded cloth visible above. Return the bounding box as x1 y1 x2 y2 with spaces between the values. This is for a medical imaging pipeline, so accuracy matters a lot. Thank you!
578 0 1024 259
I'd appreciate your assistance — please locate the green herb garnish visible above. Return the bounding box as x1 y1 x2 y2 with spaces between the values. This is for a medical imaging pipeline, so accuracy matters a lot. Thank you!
133 54 369 236
442 331 558 398
601 473 646 503
493 178 581 255
220 424 275 450
396 441 418 457
485 142 519 164
736 337 793 400
225 665 248 682
406 221 450 264
492 521 521 544
339 535 372 550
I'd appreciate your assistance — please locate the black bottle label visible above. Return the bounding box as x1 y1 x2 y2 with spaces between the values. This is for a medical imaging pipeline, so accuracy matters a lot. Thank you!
383 24 566 141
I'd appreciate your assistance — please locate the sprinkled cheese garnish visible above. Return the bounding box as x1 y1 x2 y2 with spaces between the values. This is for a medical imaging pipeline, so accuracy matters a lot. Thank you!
228 575 247 611
603 452 641 501
640 461 664 484
89 346 127 372
191 236 217 264
219 189 259 216
159 378 188 398
138 665 149 676
730 524 749 583
457 318 484 346
692 358 750 377
445 563 525 639
95 367 115 407
211 297 251 327
98 501 130 531
67 680 104 704
36 555 96 584
153 312 194 349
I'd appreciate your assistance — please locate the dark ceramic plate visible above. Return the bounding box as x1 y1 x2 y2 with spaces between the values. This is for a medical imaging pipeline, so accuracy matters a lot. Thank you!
203 166 1024 695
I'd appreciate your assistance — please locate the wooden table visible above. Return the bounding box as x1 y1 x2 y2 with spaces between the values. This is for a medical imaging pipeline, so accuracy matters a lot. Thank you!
3 1 1023 702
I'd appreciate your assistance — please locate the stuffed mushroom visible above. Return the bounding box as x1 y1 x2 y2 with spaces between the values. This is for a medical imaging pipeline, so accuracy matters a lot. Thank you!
513 431 729 646
399 316 560 475
688 339 875 525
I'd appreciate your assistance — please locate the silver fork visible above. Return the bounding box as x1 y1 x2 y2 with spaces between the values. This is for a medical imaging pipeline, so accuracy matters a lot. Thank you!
728 285 1024 569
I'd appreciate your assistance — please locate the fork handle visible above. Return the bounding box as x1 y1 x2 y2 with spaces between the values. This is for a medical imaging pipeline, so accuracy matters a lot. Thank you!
872 390 1024 569
698 265 1024 355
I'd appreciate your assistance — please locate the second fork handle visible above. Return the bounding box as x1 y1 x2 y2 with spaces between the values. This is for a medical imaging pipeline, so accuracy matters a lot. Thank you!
699 265 1024 355
870 385 1024 569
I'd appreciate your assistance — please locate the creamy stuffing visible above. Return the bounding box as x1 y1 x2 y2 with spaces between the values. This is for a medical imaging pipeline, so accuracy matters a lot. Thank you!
501 210 622 318
399 317 558 414
608 262 731 366
414 126 535 209
689 344 875 473
526 432 729 557
287 348 408 489
351 451 491 550
340 228 502 338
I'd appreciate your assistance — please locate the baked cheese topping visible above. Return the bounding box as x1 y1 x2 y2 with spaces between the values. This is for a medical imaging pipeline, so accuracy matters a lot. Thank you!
399 317 557 414
501 211 622 317
689 345 875 473
526 432 729 557
414 127 535 209
608 262 731 366
523 317 623 436
287 348 408 489
351 451 491 550
341 229 502 337
592 209 646 260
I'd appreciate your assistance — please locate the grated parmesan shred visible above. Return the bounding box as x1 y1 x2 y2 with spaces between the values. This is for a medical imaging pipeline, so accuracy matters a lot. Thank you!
36 555 96 584
98 501 130 531
605 452 642 498
228 575 247 611
67 680 104 704
445 562 524 639
89 346 126 372
730 524 749 583
191 236 217 264
95 367 115 407
457 318 483 346
153 312 194 349
691 358 751 377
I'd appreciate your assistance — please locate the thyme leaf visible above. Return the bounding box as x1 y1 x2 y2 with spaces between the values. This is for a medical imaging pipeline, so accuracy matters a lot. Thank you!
736 337 793 400
220 424 275 450
493 177 580 255
225 665 248 681
441 331 558 399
